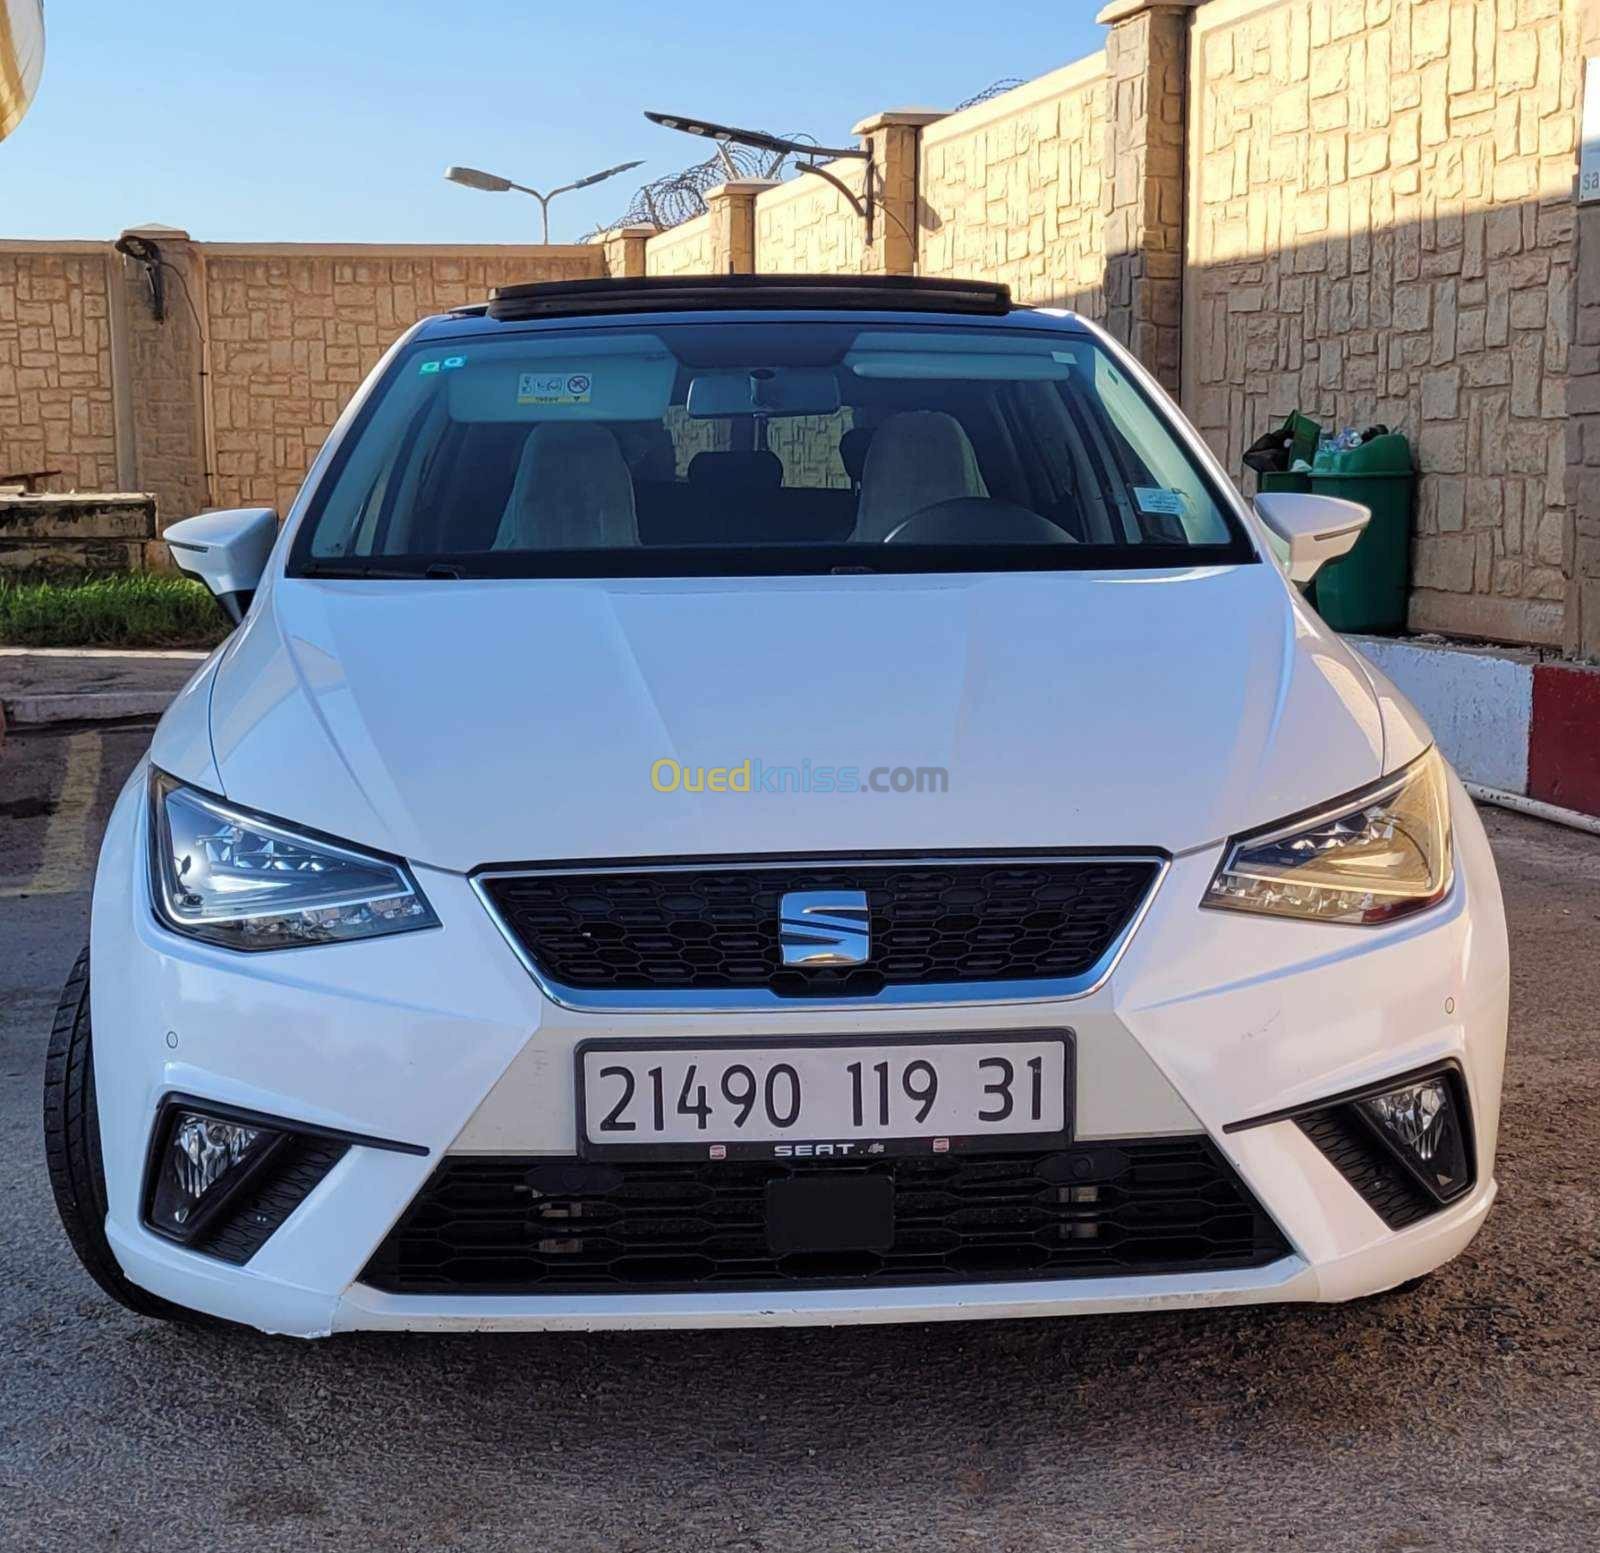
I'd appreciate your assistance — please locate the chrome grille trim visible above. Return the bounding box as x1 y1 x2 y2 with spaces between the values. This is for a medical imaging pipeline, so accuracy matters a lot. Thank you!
471 853 1170 1014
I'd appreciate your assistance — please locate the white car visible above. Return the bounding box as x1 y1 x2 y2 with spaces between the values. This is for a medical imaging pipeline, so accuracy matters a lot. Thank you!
44 275 1508 1338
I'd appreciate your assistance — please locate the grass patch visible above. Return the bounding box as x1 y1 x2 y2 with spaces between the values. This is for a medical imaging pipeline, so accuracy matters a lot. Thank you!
0 572 231 649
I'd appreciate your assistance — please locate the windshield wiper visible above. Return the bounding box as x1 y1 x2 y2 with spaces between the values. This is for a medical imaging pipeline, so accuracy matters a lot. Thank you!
298 559 469 580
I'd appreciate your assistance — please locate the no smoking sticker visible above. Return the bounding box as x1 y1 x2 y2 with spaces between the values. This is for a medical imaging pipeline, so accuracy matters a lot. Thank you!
517 371 593 406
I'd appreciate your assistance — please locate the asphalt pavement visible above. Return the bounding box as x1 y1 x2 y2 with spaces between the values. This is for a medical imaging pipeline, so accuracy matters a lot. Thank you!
2 722 1597 1552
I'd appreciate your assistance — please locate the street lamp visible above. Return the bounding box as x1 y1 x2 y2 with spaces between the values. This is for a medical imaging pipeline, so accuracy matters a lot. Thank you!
445 159 644 243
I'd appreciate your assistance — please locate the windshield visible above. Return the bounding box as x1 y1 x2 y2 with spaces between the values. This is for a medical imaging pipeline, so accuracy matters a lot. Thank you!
288 320 1255 578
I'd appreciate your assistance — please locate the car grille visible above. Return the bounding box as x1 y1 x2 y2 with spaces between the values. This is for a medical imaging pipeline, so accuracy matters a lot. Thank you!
360 1140 1290 1295
477 856 1163 1000
193 1136 349 1265
1297 1107 1438 1229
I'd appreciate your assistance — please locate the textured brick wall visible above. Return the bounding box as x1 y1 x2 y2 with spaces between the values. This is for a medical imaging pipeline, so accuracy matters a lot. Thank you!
3 4 1594 653
645 216 715 277
201 245 601 514
0 238 602 531
0 246 118 492
123 240 208 523
1103 3 1190 390
766 411 854 487
1566 0 1600 656
600 226 655 279
1187 0 1580 647
919 59 1109 314
755 169 870 274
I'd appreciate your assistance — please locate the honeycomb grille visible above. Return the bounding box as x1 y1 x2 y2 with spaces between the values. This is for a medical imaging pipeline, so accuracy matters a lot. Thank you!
479 857 1162 997
360 1140 1290 1295
1297 1107 1437 1229
194 1136 349 1266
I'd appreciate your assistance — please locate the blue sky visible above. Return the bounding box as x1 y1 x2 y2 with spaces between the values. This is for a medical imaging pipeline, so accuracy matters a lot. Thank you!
4 1 1106 243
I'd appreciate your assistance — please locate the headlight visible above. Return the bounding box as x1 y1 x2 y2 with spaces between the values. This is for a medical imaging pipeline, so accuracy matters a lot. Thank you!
149 772 440 949
1203 748 1453 925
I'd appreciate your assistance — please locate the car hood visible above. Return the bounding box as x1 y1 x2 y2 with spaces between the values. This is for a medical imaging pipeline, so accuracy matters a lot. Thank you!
194 566 1387 873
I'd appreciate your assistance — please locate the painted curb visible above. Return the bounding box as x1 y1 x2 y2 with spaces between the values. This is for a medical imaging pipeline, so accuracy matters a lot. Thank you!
1352 635 1600 821
1353 637 1534 795
1529 663 1600 818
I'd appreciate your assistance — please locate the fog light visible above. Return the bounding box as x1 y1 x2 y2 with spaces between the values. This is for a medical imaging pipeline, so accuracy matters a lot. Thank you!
1357 1075 1471 1203
147 1110 284 1240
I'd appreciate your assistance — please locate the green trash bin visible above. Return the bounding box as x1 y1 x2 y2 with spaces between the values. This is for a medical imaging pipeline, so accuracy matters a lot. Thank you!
1257 470 1312 495
1306 433 1415 633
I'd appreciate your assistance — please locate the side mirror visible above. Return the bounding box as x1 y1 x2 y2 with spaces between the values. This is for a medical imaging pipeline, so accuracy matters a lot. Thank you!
1254 492 1370 585
164 508 278 624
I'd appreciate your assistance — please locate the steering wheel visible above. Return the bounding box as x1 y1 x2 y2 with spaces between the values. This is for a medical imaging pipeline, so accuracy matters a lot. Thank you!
882 497 1077 546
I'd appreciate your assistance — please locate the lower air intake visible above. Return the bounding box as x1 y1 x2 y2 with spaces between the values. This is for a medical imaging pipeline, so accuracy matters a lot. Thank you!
1296 1107 1439 1229
195 1136 349 1265
361 1139 1290 1295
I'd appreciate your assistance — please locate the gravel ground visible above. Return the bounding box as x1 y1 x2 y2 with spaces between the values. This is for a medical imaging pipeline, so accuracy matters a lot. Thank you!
2 725 1597 1551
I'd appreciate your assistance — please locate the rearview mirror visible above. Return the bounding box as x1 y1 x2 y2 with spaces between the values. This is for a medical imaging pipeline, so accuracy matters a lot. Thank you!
164 508 278 624
1253 492 1370 585
686 368 841 418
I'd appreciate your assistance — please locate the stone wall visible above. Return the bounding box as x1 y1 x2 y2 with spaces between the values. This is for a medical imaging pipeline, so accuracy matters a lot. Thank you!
198 244 599 514
1103 2 1191 393
5 0 1599 653
1186 0 1581 647
1565 0 1600 657
122 235 208 524
0 245 119 493
755 168 870 275
0 237 602 532
644 216 715 277
918 59 1109 314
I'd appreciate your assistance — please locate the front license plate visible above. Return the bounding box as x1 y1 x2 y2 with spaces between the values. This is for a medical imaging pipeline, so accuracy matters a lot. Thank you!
576 1033 1073 1160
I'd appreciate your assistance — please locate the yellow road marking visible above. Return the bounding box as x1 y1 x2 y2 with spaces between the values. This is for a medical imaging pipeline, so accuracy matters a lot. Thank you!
0 731 104 900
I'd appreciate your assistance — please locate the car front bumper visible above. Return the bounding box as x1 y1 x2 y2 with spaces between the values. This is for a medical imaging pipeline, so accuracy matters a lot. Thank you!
90 762 1509 1338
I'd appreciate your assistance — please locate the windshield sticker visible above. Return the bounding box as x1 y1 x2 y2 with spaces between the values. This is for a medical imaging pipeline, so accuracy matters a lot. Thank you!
419 354 468 376
1133 487 1188 517
518 371 593 406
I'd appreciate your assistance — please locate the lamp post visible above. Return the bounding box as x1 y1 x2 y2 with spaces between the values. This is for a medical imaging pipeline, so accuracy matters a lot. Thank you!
444 160 644 243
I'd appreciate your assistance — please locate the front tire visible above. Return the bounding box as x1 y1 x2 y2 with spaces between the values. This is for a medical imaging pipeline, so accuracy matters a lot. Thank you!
42 949 196 1322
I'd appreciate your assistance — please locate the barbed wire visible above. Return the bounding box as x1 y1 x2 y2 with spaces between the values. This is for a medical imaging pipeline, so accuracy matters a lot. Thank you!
595 81 1021 237
955 77 1024 110
593 134 818 237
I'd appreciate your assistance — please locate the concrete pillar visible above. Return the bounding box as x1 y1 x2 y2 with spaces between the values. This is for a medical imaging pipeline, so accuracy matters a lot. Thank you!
115 224 212 521
1565 0 1600 659
852 110 946 275
1097 0 1200 394
599 224 658 279
706 181 777 274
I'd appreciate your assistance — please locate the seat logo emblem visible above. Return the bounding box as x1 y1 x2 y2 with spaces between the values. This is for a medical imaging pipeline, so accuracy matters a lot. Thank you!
779 890 871 967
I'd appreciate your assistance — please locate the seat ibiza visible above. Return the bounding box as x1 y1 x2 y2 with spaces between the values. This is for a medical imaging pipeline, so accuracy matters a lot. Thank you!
44 274 1507 1336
